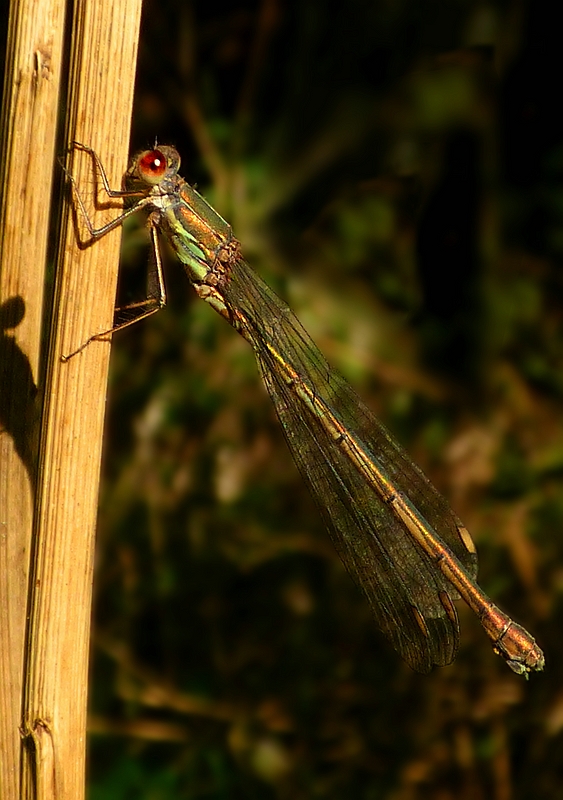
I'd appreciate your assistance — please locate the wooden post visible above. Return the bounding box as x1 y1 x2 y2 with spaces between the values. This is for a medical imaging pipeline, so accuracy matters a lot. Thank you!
1 0 143 797
0 0 68 796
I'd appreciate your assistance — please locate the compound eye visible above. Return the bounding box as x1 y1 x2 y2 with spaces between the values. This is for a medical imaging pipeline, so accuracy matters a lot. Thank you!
136 149 168 184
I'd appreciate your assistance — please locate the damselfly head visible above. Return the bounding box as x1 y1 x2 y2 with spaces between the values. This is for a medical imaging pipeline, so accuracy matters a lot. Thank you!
128 146 181 186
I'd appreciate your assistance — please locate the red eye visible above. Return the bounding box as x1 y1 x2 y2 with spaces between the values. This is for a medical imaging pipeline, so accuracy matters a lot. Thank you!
137 149 168 183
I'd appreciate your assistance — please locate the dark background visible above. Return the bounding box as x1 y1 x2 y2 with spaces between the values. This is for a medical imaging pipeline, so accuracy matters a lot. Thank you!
31 0 563 797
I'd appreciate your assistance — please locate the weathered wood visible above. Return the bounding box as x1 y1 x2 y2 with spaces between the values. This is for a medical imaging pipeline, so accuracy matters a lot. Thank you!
0 0 67 796
1 0 143 797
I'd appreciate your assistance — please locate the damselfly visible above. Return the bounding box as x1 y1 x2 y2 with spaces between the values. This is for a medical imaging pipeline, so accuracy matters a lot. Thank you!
63 142 544 676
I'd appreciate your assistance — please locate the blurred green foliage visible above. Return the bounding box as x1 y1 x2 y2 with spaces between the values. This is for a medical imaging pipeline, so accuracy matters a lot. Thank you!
87 1 563 798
